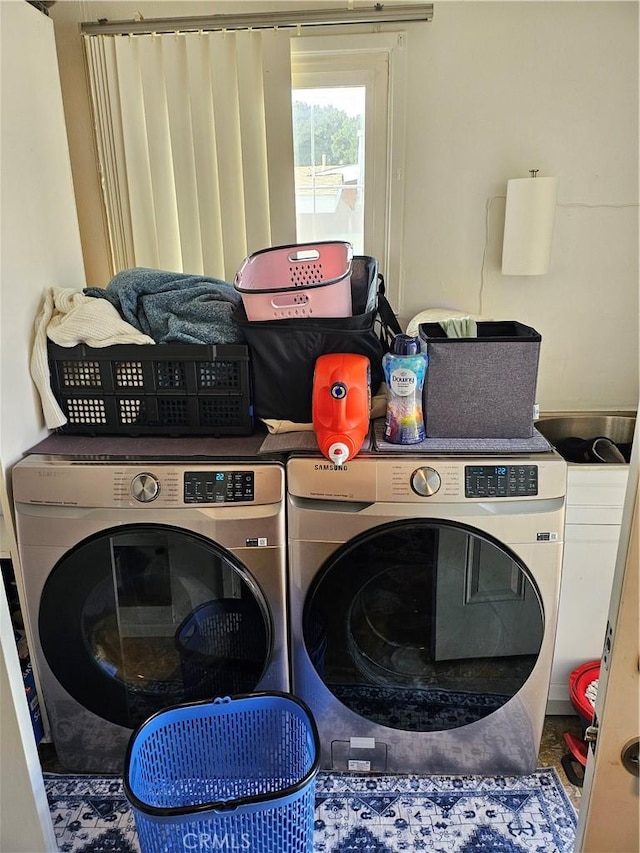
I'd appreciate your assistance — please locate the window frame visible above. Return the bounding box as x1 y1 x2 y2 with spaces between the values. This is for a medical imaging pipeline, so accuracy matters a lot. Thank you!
290 32 408 305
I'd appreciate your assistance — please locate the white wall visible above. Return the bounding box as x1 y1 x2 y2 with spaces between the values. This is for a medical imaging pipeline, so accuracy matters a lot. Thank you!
401 1 639 413
0 3 85 848
0 0 85 479
50 0 639 414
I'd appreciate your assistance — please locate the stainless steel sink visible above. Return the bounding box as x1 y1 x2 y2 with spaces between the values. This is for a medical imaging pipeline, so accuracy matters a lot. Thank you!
536 413 635 462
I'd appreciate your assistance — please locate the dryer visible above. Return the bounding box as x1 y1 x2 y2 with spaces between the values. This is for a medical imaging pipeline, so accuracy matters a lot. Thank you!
287 452 567 776
13 454 287 773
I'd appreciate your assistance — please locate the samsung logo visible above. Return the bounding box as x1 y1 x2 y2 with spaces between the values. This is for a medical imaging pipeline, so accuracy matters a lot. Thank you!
314 463 348 471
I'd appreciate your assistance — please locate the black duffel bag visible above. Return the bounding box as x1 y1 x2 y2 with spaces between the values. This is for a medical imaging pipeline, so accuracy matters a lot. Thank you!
232 256 401 423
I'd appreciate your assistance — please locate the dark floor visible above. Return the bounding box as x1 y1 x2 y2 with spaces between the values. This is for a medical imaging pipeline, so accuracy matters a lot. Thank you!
539 713 584 811
39 713 585 812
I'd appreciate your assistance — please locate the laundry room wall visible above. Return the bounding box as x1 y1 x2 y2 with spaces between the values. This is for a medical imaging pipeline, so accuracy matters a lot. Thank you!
399 1 638 415
49 0 639 415
0 4 85 849
0 0 85 481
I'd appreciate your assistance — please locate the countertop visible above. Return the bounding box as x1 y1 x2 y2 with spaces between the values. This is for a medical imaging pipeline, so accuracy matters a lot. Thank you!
24 430 278 461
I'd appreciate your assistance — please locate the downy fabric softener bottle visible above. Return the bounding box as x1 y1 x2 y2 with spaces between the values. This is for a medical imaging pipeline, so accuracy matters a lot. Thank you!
383 334 427 444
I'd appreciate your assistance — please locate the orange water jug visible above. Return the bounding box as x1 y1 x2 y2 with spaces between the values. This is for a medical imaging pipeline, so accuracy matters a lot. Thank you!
312 353 370 466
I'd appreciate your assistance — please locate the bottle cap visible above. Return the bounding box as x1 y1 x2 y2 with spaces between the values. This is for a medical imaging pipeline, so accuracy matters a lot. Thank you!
391 334 420 356
328 441 350 467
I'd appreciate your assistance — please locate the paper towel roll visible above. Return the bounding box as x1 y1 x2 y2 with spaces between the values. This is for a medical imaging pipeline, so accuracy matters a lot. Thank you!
502 176 558 275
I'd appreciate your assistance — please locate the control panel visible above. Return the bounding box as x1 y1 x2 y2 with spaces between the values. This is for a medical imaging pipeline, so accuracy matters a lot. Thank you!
11 458 286 509
184 470 255 503
465 464 538 498
286 456 564 504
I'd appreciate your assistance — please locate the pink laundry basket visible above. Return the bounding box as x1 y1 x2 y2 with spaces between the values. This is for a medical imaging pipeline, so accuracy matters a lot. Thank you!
234 241 353 320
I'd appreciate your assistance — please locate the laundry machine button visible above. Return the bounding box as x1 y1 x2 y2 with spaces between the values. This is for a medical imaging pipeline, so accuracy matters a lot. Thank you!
410 466 441 496
130 472 160 502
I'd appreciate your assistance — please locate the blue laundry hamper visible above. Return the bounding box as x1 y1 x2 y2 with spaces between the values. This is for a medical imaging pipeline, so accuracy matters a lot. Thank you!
174 598 268 700
124 692 320 853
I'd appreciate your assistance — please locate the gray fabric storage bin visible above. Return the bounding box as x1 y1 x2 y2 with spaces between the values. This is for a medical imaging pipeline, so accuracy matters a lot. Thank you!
418 321 541 438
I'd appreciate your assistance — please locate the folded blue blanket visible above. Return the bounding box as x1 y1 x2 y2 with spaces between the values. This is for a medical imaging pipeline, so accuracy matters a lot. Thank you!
85 268 244 345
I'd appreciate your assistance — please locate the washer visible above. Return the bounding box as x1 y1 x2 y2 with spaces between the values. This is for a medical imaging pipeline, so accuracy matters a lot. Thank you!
13 453 287 773
287 452 567 776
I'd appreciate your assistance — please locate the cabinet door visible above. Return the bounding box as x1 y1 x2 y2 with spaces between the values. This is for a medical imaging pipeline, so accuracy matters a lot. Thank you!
551 524 620 688
566 468 629 525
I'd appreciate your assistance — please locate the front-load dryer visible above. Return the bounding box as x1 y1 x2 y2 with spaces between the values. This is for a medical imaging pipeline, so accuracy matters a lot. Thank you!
13 455 287 773
287 452 567 776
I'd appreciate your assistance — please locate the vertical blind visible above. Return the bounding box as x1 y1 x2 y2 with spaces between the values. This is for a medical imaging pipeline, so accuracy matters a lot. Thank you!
83 29 297 281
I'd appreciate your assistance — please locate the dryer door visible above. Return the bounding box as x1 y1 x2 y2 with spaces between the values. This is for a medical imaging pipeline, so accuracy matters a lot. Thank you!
39 523 271 729
302 519 544 733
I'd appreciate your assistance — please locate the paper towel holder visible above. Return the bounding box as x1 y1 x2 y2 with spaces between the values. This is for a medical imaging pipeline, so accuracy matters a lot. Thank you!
502 169 558 275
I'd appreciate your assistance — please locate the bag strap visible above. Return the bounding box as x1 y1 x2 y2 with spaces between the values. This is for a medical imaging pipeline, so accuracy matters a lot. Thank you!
375 273 403 351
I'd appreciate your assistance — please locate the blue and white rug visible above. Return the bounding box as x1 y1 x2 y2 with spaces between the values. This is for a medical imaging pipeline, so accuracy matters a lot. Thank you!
44 768 576 853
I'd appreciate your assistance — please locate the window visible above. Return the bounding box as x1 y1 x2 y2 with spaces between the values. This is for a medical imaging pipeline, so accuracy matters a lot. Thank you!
291 33 407 301
292 85 366 252
83 28 296 280
83 29 406 299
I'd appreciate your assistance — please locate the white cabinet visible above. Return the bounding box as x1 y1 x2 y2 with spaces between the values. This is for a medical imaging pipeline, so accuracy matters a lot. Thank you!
547 465 629 713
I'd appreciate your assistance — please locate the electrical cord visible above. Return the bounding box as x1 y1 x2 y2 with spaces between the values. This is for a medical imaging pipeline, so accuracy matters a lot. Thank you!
478 197 639 316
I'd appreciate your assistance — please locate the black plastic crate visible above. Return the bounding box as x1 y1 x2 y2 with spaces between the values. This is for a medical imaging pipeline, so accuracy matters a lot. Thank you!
48 342 253 435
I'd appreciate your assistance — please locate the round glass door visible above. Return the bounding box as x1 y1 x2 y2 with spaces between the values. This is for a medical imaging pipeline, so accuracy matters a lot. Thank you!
303 520 543 732
40 524 270 729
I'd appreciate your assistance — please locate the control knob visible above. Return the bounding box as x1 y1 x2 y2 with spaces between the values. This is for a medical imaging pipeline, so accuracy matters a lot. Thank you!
131 472 160 503
411 466 441 497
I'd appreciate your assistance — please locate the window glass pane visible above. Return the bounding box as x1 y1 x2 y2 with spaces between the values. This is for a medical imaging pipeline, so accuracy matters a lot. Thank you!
40 525 269 729
292 86 365 253
303 521 543 733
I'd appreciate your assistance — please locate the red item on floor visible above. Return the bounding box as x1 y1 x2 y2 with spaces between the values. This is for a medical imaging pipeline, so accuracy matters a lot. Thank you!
563 731 589 766
569 659 600 727
561 659 600 786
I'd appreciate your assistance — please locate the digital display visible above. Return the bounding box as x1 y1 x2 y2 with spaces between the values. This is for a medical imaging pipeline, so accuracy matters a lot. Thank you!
465 465 538 498
183 471 255 503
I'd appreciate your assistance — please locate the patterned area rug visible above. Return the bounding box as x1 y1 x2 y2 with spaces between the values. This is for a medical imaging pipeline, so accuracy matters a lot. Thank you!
44 768 576 853
330 683 510 730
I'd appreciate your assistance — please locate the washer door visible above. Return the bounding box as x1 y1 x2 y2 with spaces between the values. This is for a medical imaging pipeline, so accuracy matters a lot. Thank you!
39 523 271 729
303 519 544 732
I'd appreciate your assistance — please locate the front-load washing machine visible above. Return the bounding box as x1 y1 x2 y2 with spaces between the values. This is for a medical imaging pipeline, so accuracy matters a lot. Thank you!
13 454 287 773
287 452 567 775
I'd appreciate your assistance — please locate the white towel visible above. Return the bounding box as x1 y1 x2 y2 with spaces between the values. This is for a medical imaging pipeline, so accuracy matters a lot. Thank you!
30 287 155 429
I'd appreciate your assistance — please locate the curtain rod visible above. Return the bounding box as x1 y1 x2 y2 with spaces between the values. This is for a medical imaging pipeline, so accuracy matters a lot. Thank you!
80 4 434 36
